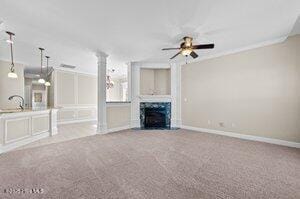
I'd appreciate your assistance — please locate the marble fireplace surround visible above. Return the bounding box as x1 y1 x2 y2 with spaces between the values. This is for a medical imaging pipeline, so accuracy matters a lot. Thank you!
129 62 181 128
140 102 171 129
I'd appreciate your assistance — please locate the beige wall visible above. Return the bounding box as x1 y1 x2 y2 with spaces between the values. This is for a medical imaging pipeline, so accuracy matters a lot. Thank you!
154 69 171 95
140 69 155 95
107 105 131 129
78 74 97 105
140 68 170 95
54 70 97 123
0 60 25 109
54 70 97 107
56 71 76 105
181 35 300 143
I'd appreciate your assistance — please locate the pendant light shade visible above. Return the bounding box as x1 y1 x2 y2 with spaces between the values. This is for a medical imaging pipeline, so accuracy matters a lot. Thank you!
8 72 18 78
6 31 18 79
38 47 45 84
44 81 51 86
44 56 51 87
38 78 46 84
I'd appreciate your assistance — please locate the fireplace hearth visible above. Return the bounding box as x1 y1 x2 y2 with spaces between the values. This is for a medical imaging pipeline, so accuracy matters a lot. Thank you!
140 102 171 129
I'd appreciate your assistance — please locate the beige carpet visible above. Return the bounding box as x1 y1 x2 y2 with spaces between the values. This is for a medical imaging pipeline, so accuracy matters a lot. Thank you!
0 129 299 199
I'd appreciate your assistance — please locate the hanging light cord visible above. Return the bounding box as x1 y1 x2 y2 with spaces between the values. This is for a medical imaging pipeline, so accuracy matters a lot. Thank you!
6 32 15 72
10 34 14 69
39 48 44 76
46 56 49 77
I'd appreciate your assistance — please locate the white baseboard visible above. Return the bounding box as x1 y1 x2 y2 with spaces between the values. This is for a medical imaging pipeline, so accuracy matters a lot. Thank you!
106 125 131 134
181 125 300 148
171 119 182 128
50 127 58 136
0 132 50 154
58 118 97 125
130 120 140 128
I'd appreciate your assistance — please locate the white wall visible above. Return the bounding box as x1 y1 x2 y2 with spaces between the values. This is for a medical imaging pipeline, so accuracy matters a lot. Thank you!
0 60 24 109
181 35 300 143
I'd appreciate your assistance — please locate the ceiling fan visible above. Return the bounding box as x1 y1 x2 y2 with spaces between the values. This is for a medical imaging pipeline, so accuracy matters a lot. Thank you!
162 36 214 59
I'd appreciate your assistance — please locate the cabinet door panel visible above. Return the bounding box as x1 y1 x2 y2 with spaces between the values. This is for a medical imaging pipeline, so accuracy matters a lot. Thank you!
58 110 76 121
32 115 49 135
5 117 30 143
78 109 96 119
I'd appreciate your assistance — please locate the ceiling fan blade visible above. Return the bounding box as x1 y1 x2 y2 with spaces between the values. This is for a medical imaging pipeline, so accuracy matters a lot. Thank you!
170 52 181 59
192 44 215 49
162 47 181 50
190 51 198 59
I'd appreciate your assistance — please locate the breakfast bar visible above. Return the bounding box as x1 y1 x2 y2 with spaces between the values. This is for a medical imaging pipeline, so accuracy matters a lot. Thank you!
0 108 58 153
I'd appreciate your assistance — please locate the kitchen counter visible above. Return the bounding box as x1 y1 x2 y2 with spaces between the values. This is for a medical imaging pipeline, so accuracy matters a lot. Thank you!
0 107 61 115
0 108 59 153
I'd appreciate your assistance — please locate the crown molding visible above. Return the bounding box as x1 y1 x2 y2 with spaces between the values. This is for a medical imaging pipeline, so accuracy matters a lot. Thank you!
53 67 97 76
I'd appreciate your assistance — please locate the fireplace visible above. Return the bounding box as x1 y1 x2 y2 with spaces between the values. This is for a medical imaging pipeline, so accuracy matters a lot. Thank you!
140 102 171 129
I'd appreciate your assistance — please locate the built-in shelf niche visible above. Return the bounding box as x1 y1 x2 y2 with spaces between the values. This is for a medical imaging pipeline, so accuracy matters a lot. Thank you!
140 68 171 95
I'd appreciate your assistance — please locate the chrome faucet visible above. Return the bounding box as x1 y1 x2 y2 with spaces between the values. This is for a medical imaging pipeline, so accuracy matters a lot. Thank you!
8 95 24 110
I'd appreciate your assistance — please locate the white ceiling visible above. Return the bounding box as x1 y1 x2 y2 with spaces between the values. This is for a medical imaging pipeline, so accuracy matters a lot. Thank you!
0 0 299 77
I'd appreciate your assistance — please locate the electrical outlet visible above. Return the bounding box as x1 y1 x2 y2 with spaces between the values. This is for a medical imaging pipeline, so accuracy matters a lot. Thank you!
231 123 236 128
184 98 187 102
207 120 211 125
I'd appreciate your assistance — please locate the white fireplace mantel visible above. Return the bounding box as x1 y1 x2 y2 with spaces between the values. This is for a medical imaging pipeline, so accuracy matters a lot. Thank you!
129 62 181 128
139 95 172 102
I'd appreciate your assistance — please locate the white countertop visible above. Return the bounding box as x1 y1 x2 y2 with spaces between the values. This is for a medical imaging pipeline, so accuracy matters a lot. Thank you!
0 107 60 115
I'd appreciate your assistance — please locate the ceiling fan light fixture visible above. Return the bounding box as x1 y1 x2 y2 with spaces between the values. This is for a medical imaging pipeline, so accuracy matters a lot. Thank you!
162 36 214 60
184 37 193 47
181 48 193 56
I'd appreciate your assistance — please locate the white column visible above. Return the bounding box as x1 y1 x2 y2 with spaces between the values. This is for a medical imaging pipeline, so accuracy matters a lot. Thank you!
170 63 177 128
176 64 182 127
96 51 108 134
50 108 58 136
170 62 181 128
130 62 141 128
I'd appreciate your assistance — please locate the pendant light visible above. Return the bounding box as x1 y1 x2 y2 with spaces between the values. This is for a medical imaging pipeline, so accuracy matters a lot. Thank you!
6 31 18 79
44 56 51 87
106 69 115 89
38 47 45 84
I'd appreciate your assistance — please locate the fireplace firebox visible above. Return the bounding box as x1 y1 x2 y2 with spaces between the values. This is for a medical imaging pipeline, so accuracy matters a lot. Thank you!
140 102 171 129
